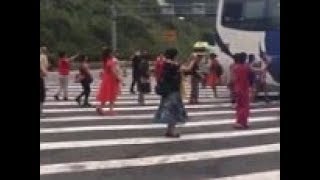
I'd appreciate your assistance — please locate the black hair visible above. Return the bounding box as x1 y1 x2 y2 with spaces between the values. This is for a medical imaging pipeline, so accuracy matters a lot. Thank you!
239 52 247 64
248 54 255 63
210 53 217 59
233 53 246 64
102 47 112 60
59 51 66 58
164 48 178 60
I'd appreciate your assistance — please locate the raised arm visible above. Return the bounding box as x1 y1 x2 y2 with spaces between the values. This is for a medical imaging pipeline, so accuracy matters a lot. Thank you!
69 53 80 61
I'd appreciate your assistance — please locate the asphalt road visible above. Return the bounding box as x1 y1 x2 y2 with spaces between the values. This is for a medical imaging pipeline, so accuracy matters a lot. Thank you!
40 71 280 180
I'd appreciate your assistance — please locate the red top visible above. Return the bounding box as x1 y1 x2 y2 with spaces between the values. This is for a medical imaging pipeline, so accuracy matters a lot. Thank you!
232 64 250 93
155 56 165 81
58 58 70 75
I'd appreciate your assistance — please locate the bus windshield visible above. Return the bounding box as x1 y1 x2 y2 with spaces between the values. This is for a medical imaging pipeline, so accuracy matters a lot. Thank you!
221 0 280 31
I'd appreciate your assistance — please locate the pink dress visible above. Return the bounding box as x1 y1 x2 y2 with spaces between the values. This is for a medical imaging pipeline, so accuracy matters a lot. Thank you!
97 57 120 103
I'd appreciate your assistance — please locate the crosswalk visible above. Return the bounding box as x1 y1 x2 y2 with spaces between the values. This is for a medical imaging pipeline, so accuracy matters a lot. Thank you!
40 72 280 180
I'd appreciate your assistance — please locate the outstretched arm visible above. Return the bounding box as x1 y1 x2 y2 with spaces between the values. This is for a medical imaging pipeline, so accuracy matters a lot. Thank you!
69 53 80 61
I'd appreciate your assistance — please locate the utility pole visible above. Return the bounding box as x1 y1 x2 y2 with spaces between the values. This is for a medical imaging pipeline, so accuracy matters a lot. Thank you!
111 0 117 52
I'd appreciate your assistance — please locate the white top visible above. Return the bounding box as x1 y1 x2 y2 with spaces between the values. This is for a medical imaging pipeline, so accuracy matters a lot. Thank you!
40 53 49 69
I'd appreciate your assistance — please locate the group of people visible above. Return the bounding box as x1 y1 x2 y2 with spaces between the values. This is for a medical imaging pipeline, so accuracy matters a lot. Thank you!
40 47 94 117
130 50 224 106
40 46 270 137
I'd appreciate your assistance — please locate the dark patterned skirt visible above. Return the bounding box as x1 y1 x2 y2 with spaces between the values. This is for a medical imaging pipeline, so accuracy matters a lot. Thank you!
154 92 188 125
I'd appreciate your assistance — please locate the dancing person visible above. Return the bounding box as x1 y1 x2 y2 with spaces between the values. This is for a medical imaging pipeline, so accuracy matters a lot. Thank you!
154 48 188 138
75 55 93 107
185 54 202 104
232 53 250 129
130 50 141 94
96 48 122 115
54 51 79 101
206 53 223 98
40 47 49 117
198 55 210 89
137 52 151 105
248 54 256 102
40 47 49 70
251 54 270 103
40 53 48 117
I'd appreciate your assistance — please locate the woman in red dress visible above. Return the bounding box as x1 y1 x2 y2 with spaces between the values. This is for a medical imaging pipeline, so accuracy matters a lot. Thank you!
96 48 122 115
231 53 250 129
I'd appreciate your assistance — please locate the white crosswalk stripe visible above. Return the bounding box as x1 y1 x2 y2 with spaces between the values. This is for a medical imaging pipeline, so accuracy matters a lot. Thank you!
40 75 280 179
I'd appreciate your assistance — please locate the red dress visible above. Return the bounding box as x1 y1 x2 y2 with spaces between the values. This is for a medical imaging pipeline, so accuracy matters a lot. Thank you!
232 64 250 126
97 57 120 103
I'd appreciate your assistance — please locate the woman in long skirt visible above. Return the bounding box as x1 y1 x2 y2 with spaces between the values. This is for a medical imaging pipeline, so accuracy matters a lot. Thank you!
232 53 250 129
96 48 122 115
154 48 188 138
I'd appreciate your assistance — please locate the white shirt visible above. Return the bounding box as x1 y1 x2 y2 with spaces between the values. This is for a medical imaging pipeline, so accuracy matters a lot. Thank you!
40 53 49 69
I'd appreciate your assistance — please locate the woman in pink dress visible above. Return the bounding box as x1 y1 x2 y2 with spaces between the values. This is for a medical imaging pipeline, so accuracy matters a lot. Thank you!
96 48 122 115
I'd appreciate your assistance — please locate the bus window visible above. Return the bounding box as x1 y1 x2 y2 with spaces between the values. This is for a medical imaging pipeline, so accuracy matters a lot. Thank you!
222 0 280 31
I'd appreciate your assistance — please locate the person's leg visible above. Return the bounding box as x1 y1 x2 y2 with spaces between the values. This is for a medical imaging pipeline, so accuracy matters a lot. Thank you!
263 83 270 103
130 76 137 93
194 77 200 103
212 86 217 98
40 77 45 116
62 76 69 100
190 76 197 103
242 92 250 126
76 82 85 105
107 101 116 115
166 123 179 137
54 76 63 100
96 101 106 115
201 74 206 88
83 82 91 106
138 92 144 105
235 92 249 128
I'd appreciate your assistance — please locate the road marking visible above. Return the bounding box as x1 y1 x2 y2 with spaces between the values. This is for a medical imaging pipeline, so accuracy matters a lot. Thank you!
41 107 280 122
40 143 279 175
44 98 233 106
40 116 279 133
43 102 279 113
211 170 280 180
40 127 279 150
